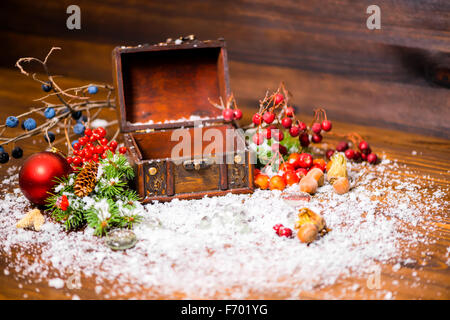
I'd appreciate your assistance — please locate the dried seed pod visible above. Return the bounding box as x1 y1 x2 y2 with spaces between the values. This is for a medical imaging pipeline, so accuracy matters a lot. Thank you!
327 152 348 184
297 223 318 243
306 167 324 186
333 176 350 194
295 207 326 232
299 176 318 194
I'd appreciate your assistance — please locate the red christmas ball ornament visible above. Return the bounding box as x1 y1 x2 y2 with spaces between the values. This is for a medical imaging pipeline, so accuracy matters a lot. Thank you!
19 151 72 205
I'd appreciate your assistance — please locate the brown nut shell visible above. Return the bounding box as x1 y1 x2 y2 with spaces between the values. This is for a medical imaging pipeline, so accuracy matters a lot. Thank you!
306 167 324 186
299 176 318 194
297 223 319 243
333 177 350 194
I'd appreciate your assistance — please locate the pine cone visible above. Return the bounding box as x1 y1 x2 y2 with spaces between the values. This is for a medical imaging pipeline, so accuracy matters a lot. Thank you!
74 161 99 197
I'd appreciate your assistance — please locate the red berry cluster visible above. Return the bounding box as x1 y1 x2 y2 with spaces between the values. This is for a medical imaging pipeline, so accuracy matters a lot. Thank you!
222 108 243 122
250 84 333 148
210 94 243 122
273 223 293 238
66 127 127 167
254 153 327 191
327 139 377 164
56 195 69 211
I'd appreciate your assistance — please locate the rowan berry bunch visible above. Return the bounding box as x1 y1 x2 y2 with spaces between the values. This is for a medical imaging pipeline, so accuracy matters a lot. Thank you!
208 94 243 122
326 133 378 164
0 47 116 165
68 127 127 168
250 83 333 149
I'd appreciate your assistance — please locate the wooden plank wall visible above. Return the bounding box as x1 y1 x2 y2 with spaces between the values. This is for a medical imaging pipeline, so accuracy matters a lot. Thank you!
0 0 449 137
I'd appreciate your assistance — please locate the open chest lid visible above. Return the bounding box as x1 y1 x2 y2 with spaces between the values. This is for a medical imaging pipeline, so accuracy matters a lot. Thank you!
112 37 230 132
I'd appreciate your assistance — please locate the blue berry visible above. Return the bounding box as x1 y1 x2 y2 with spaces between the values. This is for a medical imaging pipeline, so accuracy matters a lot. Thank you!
44 107 56 119
0 152 9 164
71 140 79 147
22 118 37 131
87 85 98 94
73 123 85 135
77 115 88 123
71 111 82 120
0 146 4 153
42 82 52 92
44 132 55 143
12 147 23 159
6 116 19 128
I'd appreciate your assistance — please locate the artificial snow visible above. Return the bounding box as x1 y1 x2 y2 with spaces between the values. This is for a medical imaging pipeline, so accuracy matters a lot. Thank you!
0 158 448 299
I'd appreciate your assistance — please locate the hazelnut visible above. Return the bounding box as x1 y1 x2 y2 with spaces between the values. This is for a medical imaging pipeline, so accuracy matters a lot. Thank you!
299 176 318 194
333 177 350 194
306 167 324 186
297 223 319 243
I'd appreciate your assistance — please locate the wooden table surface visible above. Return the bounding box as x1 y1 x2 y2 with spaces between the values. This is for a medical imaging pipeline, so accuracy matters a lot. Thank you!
0 68 449 300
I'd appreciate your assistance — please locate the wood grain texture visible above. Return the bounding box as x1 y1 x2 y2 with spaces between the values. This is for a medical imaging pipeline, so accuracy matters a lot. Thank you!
0 0 449 137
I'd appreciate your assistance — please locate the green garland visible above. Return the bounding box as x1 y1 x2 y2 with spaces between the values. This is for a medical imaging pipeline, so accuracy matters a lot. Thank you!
46 152 143 236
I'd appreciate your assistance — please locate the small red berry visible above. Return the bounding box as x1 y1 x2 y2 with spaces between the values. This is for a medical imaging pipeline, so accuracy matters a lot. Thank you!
321 120 332 132
101 152 108 159
262 111 275 124
271 143 287 155
85 142 94 149
119 146 127 154
92 154 99 162
285 106 294 117
90 133 100 142
222 108 235 122
362 146 372 155
95 145 104 154
326 149 335 160
274 94 284 105
289 125 300 137
354 151 362 161
295 168 308 179
110 140 118 150
73 142 80 150
233 109 243 120
299 153 313 168
273 224 284 234
299 133 310 147
84 149 93 159
100 138 108 146
252 113 262 125
358 140 370 152
66 156 73 164
78 137 87 145
298 122 307 131
287 153 302 168
367 153 377 164
336 141 349 152
273 130 284 142
312 123 322 134
312 133 322 143
281 117 292 128
361 152 368 161
345 149 355 160
279 227 293 238
84 128 93 136
263 128 272 139
73 156 82 166
96 127 107 138
252 132 265 145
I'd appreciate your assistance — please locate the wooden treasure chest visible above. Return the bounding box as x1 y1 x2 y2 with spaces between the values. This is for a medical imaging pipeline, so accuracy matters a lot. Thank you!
112 38 254 203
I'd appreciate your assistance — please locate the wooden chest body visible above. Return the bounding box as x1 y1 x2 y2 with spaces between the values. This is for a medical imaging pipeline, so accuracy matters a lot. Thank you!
112 38 254 203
